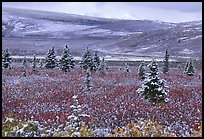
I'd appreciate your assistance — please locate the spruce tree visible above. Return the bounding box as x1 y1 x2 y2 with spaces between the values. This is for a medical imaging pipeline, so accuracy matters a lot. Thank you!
80 47 94 71
93 52 100 70
138 61 146 80
185 58 195 76
84 69 91 90
98 57 106 75
125 62 130 72
184 59 190 74
45 47 57 69
32 54 37 71
59 45 75 72
163 49 169 74
22 57 28 77
137 58 169 103
2 48 12 69
39 59 43 68
67 95 90 137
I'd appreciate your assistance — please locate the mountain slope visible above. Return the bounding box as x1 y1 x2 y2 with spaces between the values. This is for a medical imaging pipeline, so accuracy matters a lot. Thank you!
2 7 202 58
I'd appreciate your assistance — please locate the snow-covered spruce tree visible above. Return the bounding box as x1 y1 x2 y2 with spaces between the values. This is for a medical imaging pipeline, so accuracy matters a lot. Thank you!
185 58 195 76
66 95 90 137
80 47 95 71
125 62 130 72
98 57 106 75
39 59 43 68
45 47 57 69
163 49 169 74
84 69 91 90
137 58 169 103
59 45 75 72
138 61 146 80
32 54 37 71
22 57 28 77
2 48 12 69
92 52 101 71
184 59 189 74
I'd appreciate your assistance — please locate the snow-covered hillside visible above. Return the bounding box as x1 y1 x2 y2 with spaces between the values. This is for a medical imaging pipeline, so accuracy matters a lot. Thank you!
2 7 202 58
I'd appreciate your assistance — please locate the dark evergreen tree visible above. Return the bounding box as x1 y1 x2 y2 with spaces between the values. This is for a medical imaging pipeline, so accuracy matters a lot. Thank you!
184 59 190 74
59 45 75 72
138 61 146 80
45 47 57 69
22 57 28 77
92 52 101 70
125 62 130 72
98 57 106 75
2 48 12 69
32 54 37 71
137 58 169 103
185 58 195 76
84 69 91 90
80 47 94 71
163 49 169 74
39 59 43 68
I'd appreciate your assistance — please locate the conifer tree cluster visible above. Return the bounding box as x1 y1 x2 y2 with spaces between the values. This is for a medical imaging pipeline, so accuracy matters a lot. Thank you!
2 48 12 69
59 45 75 72
137 58 169 103
80 47 100 72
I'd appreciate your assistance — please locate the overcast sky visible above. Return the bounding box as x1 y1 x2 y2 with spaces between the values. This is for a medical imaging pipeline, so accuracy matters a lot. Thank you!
2 2 202 23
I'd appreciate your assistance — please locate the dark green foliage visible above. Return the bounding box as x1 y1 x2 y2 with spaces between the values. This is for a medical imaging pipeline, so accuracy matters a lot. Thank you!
98 57 106 75
84 69 91 90
2 48 12 69
185 58 195 76
93 52 101 71
125 63 130 72
45 47 57 69
137 58 169 103
163 49 169 74
138 62 146 80
59 45 75 72
32 54 37 71
80 47 95 71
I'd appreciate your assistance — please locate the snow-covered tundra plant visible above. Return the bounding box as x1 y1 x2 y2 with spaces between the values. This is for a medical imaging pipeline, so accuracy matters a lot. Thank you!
80 47 95 71
32 54 37 71
2 113 46 137
137 58 169 103
53 95 92 137
2 48 12 69
185 58 195 76
108 119 177 137
138 61 146 80
59 45 75 72
163 49 169 74
45 47 57 69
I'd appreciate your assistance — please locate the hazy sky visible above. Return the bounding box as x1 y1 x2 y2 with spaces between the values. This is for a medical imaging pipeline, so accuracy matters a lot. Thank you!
2 2 202 23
